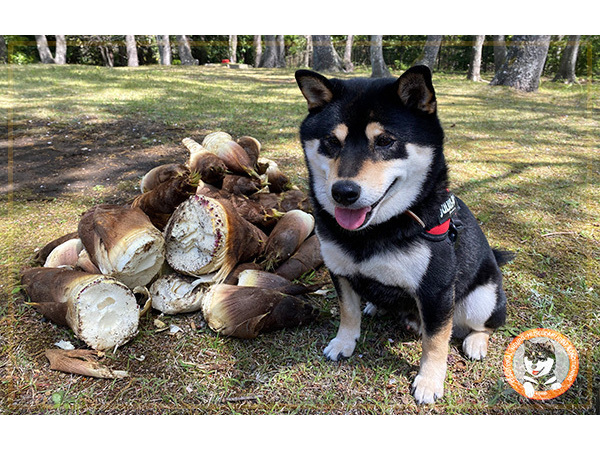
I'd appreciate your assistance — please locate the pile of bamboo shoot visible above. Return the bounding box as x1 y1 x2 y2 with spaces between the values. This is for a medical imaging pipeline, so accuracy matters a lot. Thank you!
24 131 324 351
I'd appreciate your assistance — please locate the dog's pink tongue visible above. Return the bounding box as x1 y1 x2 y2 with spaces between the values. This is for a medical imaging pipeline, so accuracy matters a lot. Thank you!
334 206 371 230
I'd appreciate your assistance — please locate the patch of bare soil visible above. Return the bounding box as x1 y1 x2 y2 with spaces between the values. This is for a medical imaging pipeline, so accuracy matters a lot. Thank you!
1 119 202 203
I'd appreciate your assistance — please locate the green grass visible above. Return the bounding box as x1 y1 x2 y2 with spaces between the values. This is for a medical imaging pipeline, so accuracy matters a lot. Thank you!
1 64 599 414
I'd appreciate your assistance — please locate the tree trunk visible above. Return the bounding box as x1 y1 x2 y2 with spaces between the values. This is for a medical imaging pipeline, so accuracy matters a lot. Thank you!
277 35 285 68
156 35 172 65
492 35 507 73
125 35 139 66
415 35 442 69
176 35 197 65
304 35 312 67
553 35 580 83
229 35 237 63
343 35 354 72
0 36 7 63
35 35 55 64
490 35 551 92
254 35 262 67
370 35 391 78
99 45 114 67
260 35 279 68
55 35 67 64
311 35 342 72
467 35 485 81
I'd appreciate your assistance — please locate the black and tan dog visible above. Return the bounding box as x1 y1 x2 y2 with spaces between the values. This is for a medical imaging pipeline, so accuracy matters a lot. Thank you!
295 66 513 404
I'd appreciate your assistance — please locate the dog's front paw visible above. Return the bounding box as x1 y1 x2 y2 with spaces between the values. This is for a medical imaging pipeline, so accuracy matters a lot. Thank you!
411 374 444 404
324 337 356 361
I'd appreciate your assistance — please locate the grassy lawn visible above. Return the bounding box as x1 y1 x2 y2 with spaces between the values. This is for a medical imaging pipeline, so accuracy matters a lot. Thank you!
1 64 599 414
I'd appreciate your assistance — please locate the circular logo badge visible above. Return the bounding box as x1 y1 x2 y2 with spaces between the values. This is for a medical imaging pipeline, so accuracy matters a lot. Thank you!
503 328 578 400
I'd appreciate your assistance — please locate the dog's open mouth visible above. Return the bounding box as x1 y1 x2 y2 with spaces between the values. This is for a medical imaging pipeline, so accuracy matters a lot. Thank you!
333 178 399 230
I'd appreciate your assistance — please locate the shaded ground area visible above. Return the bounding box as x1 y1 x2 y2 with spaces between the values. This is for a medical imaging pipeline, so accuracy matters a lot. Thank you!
1 119 203 202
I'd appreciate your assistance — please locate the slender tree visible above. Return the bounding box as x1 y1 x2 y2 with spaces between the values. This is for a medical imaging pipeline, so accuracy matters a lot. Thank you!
253 35 262 67
343 35 354 72
277 35 285 68
467 35 485 81
491 35 551 92
415 35 442 69
55 35 67 64
492 35 507 73
303 35 312 67
370 35 391 78
311 35 343 72
35 35 55 64
229 35 237 63
156 35 172 65
553 35 581 83
125 35 139 66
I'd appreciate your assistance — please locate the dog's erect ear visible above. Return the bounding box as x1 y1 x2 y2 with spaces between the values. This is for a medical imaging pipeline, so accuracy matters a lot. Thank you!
396 65 437 114
295 70 334 112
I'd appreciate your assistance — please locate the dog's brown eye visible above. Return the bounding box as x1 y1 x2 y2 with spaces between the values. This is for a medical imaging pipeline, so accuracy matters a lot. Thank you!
375 135 394 148
322 136 342 153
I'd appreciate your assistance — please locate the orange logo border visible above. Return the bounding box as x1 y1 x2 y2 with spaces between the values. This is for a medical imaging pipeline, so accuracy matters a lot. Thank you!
503 328 579 400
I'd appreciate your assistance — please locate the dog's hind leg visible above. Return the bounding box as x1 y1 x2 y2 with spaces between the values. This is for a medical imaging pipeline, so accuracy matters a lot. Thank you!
324 276 362 361
453 281 506 360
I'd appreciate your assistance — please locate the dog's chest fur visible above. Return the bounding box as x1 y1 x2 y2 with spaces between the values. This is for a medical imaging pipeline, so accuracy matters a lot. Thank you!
319 235 431 296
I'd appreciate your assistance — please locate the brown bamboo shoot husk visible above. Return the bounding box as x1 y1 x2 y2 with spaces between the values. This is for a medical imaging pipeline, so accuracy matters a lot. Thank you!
163 195 267 282
132 173 198 229
201 284 318 338
182 138 228 184
78 204 165 289
236 136 261 169
21 267 139 350
202 132 259 177
263 210 315 270
275 235 324 281
45 349 129 379
140 163 188 193
237 269 322 295
221 174 262 196
251 189 312 214
257 157 291 193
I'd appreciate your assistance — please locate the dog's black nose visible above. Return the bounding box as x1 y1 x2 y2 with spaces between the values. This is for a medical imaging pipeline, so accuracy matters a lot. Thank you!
332 180 361 206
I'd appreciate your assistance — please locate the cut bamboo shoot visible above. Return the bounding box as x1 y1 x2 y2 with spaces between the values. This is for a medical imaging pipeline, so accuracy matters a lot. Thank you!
149 273 211 314
164 195 267 282
78 204 165 289
21 267 139 350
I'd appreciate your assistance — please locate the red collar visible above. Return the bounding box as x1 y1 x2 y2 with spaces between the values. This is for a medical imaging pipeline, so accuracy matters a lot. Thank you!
405 192 457 237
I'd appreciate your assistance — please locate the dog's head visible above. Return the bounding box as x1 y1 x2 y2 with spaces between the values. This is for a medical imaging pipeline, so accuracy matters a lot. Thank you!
296 66 445 231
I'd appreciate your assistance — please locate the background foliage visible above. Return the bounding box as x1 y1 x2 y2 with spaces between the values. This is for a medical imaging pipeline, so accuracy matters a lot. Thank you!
4 35 600 77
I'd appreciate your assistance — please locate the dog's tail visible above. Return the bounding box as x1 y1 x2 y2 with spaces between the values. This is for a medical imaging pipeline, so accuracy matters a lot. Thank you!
493 249 516 266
